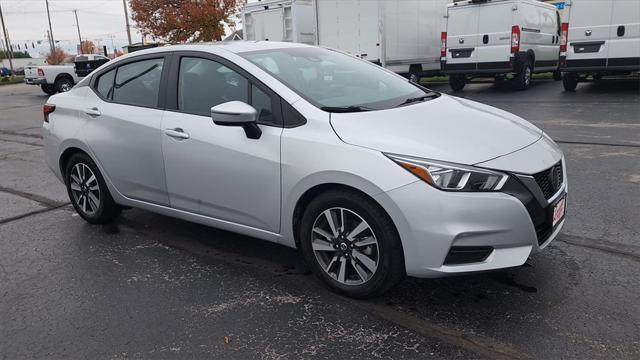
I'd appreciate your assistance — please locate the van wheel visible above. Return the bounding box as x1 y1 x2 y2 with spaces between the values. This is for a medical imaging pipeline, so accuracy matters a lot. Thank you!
449 75 466 91
55 77 74 93
553 70 562 81
409 73 420 83
41 84 57 95
562 73 578 91
65 152 122 224
513 61 532 90
299 189 405 298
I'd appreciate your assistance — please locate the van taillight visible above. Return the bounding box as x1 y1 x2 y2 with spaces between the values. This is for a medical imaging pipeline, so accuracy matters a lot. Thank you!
510 25 520 54
440 32 447 58
560 22 569 53
37 68 44 77
43 103 56 123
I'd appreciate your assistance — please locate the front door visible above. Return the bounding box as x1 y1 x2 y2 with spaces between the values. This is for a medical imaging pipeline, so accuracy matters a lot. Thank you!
161 55 282 232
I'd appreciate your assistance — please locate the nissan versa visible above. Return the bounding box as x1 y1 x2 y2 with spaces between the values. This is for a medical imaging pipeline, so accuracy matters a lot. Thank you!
42 42 567 298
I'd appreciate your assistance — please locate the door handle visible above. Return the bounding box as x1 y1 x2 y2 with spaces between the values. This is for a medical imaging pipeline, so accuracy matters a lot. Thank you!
164 128 190 140
84 107 101 117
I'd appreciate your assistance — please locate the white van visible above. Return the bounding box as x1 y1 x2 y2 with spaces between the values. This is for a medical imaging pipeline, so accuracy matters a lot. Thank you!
441 0 561 91
242 0 451 80
556 0 640 91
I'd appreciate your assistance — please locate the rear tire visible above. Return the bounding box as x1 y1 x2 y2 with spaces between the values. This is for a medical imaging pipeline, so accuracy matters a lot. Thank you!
299 189 405 298
41 84 56 95
65 152 121 224
553 70 562 81
449 75 466 91
562 73 579 91
513 60 533 90
55 77 74 93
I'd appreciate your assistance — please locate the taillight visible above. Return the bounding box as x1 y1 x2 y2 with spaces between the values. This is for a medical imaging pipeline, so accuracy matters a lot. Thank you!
511 25 520 54
43 103 56 123
37 68 44 77
560 22 569 53
440 32 447 58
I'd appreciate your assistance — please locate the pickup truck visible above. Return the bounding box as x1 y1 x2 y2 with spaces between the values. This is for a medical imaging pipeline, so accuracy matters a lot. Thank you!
24 54 109 95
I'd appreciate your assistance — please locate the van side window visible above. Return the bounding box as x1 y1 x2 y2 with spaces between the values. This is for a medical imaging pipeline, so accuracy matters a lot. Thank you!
95 68 116 99
178 57 249 116
112 58 164 108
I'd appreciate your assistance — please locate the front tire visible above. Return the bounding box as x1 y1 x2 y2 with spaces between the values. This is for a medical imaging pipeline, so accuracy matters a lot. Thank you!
449 75 466 91
562 73 579 91
41 84 56 95
65 153 121 224
299 189 405 298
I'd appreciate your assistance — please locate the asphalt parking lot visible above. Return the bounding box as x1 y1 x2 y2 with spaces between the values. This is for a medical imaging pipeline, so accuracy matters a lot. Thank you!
1 79 639 359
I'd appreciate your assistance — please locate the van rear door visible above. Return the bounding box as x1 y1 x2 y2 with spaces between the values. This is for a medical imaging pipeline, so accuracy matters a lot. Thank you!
476 1 515 70
607 0 640 69
566 0 613 68
446 5 480 71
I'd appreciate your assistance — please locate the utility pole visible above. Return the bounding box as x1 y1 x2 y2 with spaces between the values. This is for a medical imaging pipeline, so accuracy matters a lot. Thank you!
73 9 82 54
122 0 132 45
0 1 14 71
45 0 55 53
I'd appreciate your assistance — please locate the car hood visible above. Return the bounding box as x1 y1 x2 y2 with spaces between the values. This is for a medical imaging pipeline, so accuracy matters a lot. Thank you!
329 95 542 165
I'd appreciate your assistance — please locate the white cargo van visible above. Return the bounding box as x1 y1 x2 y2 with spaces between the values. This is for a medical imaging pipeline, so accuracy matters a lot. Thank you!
557 0 640 91
441 0 561 91
241 0 451 80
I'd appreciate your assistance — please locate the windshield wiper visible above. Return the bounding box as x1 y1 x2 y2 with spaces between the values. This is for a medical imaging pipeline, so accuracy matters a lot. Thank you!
395 92 440 107
320 105 373 113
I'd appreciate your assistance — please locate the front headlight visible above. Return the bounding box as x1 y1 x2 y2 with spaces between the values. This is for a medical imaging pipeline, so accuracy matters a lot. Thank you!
386 154 509 191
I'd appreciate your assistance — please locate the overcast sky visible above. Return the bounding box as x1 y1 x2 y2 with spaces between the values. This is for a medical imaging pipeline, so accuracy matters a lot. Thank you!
0 0 243 57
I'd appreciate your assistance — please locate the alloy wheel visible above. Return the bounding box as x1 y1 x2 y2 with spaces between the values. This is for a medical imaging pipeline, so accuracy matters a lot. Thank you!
69 163 101 216
311 207 379 285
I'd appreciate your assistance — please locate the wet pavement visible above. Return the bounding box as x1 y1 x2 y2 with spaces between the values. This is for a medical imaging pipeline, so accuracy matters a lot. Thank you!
1 79 639 359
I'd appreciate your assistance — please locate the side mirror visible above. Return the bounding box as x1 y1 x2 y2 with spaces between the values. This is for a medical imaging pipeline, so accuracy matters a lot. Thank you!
211 101 261 139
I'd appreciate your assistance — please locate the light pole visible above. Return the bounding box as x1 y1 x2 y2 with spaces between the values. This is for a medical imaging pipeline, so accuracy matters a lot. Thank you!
73 9 82 54
123 0 132 46
45 0 55 53
0 1 14 71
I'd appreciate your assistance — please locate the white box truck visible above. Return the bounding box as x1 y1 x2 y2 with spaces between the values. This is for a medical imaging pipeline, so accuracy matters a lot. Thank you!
441 0 561 91
243 0 317 45
241 0 451 81
554 0 640 91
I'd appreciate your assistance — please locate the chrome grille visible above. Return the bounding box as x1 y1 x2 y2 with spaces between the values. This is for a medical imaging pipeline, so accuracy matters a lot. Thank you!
533 161 563 199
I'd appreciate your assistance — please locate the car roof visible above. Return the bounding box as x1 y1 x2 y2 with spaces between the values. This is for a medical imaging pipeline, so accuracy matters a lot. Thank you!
118 41 310 60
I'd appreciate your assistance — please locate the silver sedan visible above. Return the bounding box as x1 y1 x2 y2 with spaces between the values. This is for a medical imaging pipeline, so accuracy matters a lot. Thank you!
42 42 567 298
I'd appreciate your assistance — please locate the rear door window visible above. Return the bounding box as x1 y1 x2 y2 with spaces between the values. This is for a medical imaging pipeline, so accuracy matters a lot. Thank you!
95 68 116 99
112 58 164 108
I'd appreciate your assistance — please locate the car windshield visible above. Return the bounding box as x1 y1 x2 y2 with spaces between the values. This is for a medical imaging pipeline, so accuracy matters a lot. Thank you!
240 47 437 112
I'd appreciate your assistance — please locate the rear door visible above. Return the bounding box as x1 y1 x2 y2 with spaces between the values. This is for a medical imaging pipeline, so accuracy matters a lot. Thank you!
476 1 514 69
83 55 170 206
565 0 613 68
607 0 640 69
446 4 480 70
253 9 285 41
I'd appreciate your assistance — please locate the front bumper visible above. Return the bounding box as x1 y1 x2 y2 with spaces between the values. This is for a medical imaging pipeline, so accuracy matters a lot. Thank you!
25 77 47 85
374 153 567 278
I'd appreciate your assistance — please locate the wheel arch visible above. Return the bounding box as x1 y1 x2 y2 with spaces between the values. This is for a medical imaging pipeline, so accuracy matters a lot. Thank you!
289 182 403 256
54 72 74 84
